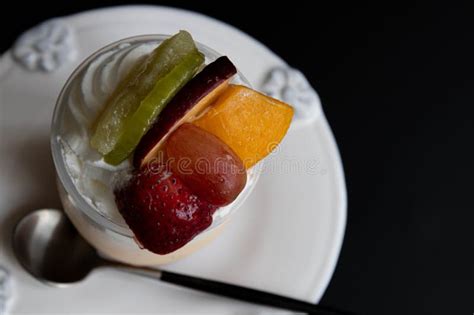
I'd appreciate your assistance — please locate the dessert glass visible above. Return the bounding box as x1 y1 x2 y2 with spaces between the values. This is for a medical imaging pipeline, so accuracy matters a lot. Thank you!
51 35 262 266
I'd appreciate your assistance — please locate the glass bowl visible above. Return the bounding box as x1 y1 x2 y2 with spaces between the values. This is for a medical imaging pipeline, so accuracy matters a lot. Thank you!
51 35 262 266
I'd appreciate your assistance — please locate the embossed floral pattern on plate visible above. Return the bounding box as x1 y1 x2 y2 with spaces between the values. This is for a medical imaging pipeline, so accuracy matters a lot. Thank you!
13 19 77 72
262 67 322 127
0 266 11 315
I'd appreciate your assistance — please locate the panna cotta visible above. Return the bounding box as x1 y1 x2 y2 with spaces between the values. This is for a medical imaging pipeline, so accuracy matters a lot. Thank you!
51 31 293 265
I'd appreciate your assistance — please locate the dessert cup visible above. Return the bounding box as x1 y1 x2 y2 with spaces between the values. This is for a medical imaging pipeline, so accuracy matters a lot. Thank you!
51 35 262 266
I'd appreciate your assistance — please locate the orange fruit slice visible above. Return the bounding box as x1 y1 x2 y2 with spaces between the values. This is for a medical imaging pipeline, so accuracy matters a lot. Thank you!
193 84 294 168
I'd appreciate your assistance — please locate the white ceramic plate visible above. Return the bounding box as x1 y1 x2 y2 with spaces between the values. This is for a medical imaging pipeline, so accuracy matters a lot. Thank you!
0 5 346 314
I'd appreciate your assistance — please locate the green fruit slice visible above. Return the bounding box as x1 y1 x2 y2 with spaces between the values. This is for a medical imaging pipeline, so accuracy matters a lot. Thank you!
90 31 199 155
104 51 204 165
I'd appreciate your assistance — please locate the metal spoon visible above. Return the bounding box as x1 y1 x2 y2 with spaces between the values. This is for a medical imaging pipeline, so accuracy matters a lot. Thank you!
12 208 352 314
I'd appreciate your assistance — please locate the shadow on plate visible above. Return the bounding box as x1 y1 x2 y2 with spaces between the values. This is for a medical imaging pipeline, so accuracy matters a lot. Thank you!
1 133 61 258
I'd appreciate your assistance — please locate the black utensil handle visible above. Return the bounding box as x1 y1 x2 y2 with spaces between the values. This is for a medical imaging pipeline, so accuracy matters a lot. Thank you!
161 270 353 315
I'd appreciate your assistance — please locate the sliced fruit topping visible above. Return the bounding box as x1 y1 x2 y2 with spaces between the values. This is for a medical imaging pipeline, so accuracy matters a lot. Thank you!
104 51 204 165
90 30 202 157
115 164 217 255
165 123 246 207
134 56 237 168
193 85 294 168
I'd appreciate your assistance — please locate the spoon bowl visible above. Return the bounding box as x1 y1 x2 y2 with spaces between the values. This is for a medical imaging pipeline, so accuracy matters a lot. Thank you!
12 208 98 285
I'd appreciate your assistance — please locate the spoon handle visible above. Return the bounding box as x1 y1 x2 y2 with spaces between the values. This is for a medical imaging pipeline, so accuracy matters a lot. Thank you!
111 263 352 315
160 270 353 314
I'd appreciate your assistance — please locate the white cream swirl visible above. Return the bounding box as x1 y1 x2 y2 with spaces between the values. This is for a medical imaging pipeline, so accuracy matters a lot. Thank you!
60 42 156 224
59 41 259 227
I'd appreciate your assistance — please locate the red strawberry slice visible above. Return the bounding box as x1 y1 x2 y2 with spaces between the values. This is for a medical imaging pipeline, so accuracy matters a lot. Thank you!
115 164 217 255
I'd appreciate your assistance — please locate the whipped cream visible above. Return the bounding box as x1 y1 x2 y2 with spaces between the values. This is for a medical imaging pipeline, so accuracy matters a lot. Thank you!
59 41 257 227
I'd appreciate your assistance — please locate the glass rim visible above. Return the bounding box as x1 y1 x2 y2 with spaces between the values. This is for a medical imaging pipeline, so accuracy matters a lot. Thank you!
50 34 261 238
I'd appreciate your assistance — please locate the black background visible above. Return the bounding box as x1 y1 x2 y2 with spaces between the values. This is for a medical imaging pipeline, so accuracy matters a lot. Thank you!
2 2 473 315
